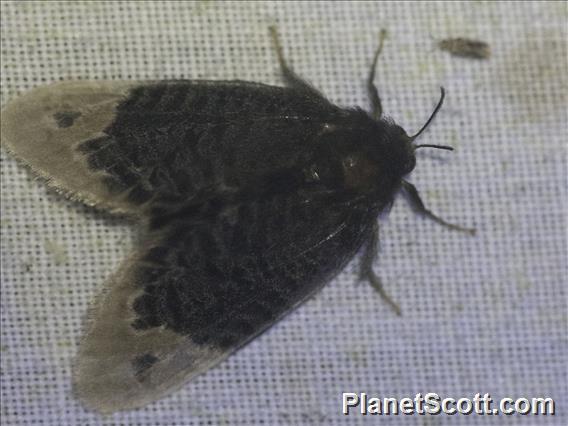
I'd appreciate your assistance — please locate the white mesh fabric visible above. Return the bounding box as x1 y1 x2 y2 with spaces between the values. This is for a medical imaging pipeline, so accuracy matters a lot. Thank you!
1 1 566 424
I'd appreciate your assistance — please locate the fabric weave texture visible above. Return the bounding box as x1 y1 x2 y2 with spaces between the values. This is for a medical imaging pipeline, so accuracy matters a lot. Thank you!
1 1 566 424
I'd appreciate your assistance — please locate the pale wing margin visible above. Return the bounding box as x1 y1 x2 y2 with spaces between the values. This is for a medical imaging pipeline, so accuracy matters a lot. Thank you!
74 242 226 414
74 193 361 413
0 81 143 215
73 238 331 414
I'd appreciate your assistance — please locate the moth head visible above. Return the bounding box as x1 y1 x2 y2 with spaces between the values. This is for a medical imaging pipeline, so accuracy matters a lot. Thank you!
394 86 454 175
305 88 451 198
372 87 453 182
305 123 408 197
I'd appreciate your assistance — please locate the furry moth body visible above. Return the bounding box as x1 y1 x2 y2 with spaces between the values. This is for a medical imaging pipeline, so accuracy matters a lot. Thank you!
1 28 473 413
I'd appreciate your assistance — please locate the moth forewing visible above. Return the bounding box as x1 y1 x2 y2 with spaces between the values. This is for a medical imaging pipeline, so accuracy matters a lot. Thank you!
0 81 144 215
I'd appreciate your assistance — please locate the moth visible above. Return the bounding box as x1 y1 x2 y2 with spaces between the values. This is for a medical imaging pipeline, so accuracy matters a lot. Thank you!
1 27 473 413
437 37 491 59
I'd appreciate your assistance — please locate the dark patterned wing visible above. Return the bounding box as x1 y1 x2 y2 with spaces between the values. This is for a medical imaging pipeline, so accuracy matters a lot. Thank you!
1 81 140 213
2 79 372 413
1 81 336 216
75 190 374 413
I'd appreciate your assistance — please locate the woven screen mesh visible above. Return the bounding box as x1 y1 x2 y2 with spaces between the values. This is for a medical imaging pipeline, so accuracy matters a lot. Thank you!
1 1 566 424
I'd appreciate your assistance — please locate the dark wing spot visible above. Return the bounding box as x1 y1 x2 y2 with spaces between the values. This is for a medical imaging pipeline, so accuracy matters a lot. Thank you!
53 111 82 128
132 353 159 379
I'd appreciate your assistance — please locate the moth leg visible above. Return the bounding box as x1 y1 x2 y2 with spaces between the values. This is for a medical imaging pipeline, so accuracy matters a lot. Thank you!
367 29 388 119
401 180 476 235
268 26 322 96
360 222 402 316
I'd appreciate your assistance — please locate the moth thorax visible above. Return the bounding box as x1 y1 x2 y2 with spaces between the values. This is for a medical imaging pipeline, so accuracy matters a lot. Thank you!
341 153 380 191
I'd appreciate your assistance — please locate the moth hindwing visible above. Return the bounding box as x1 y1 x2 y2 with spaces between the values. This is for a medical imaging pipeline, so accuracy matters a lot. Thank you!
1 27 472 413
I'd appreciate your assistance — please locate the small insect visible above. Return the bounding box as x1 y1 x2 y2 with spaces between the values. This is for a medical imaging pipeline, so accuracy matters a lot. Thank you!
437 37 491 59
1 27 474 413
